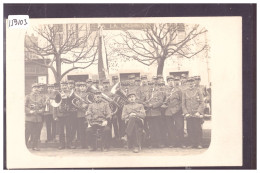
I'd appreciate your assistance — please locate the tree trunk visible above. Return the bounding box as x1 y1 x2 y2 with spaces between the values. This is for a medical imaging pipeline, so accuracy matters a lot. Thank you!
55 54 62 83
157 58 165 75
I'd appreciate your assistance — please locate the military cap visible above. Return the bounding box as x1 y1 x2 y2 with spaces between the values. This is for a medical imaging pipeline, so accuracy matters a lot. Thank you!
166 75 174 81
135 77 141 81
86 79 92 83
128 74 135 79
54 83 60 88
38 83 45 86
174 76 181 81
187 77 195 82
103 79 110 83
152 76 157 80
127 92 136 98
94 89 102 94
157 75 164 79
141 75 147 80
47 84 54 87
75 82 81 86
112 76 119 80
31 83 39 88
78 82 86 86
158 81 165 85
194 76 201 80
148 81 154 85
93 79 99 83
60 81 68 84
181 74 187 78
67 80 75 84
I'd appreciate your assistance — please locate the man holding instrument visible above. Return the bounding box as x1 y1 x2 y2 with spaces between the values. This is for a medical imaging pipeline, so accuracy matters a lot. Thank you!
85 90 112 151
25 83 45 151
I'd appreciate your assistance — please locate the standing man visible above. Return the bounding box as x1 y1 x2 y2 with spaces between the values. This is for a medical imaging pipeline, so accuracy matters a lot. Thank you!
127 74 136 95
75 82 88 148
133 76 141 103
93 79 102 90
122 92 146 153
112 75 119 86
85 90 112 151
194 76 208 98
138 75 149 103
25 83 45 151
144 81 165 148
44 84 56 143
67 80 77 148
54 81 74 149
86 79 93 91
182 78 205 149
38 83 46 142
164 76 184 148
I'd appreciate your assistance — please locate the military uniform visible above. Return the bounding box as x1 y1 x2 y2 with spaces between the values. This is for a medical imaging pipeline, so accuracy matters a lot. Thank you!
25 83 45 150
144 83 165 147
73 82 88 148
182 78 205 148
164 76 184 147
127 75 138 97
122 92 146 152
44 84 57 142
86 92 112 150
54 81 74 149
66 80 78 148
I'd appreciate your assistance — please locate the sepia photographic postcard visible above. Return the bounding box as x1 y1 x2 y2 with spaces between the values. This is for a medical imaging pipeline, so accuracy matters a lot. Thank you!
5 16 242 169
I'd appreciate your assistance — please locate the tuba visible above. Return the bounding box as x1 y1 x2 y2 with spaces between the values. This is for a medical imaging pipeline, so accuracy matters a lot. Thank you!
111 82 129 110
49 90 69 108
71 91 90 111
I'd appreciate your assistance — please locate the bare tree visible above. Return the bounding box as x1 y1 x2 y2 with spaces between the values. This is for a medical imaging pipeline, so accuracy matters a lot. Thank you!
112 23 208 75
25 24 98 83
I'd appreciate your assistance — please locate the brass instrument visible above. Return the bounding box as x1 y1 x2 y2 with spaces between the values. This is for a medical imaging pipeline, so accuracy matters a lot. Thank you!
49 90 70 113
49 90 63 108
26 96 44 114
88 116 108 127
87 85 120 115
71 91 90 111
44 96 50 112
111 82 129 110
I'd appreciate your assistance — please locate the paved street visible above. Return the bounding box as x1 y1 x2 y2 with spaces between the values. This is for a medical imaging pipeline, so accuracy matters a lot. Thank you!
33 119 210 157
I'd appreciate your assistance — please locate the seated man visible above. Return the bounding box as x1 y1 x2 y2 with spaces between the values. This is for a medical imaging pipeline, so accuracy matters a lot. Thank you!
85 90 112 151
122 92 146 153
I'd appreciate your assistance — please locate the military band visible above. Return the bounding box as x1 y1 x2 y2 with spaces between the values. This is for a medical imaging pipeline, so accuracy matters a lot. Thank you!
25 74 210 153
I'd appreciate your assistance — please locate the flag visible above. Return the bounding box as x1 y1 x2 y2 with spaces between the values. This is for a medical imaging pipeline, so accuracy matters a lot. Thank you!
98 25 109 82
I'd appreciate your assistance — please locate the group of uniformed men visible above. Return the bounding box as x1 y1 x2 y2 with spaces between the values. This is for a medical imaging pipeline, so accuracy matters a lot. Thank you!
25 73 211 153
